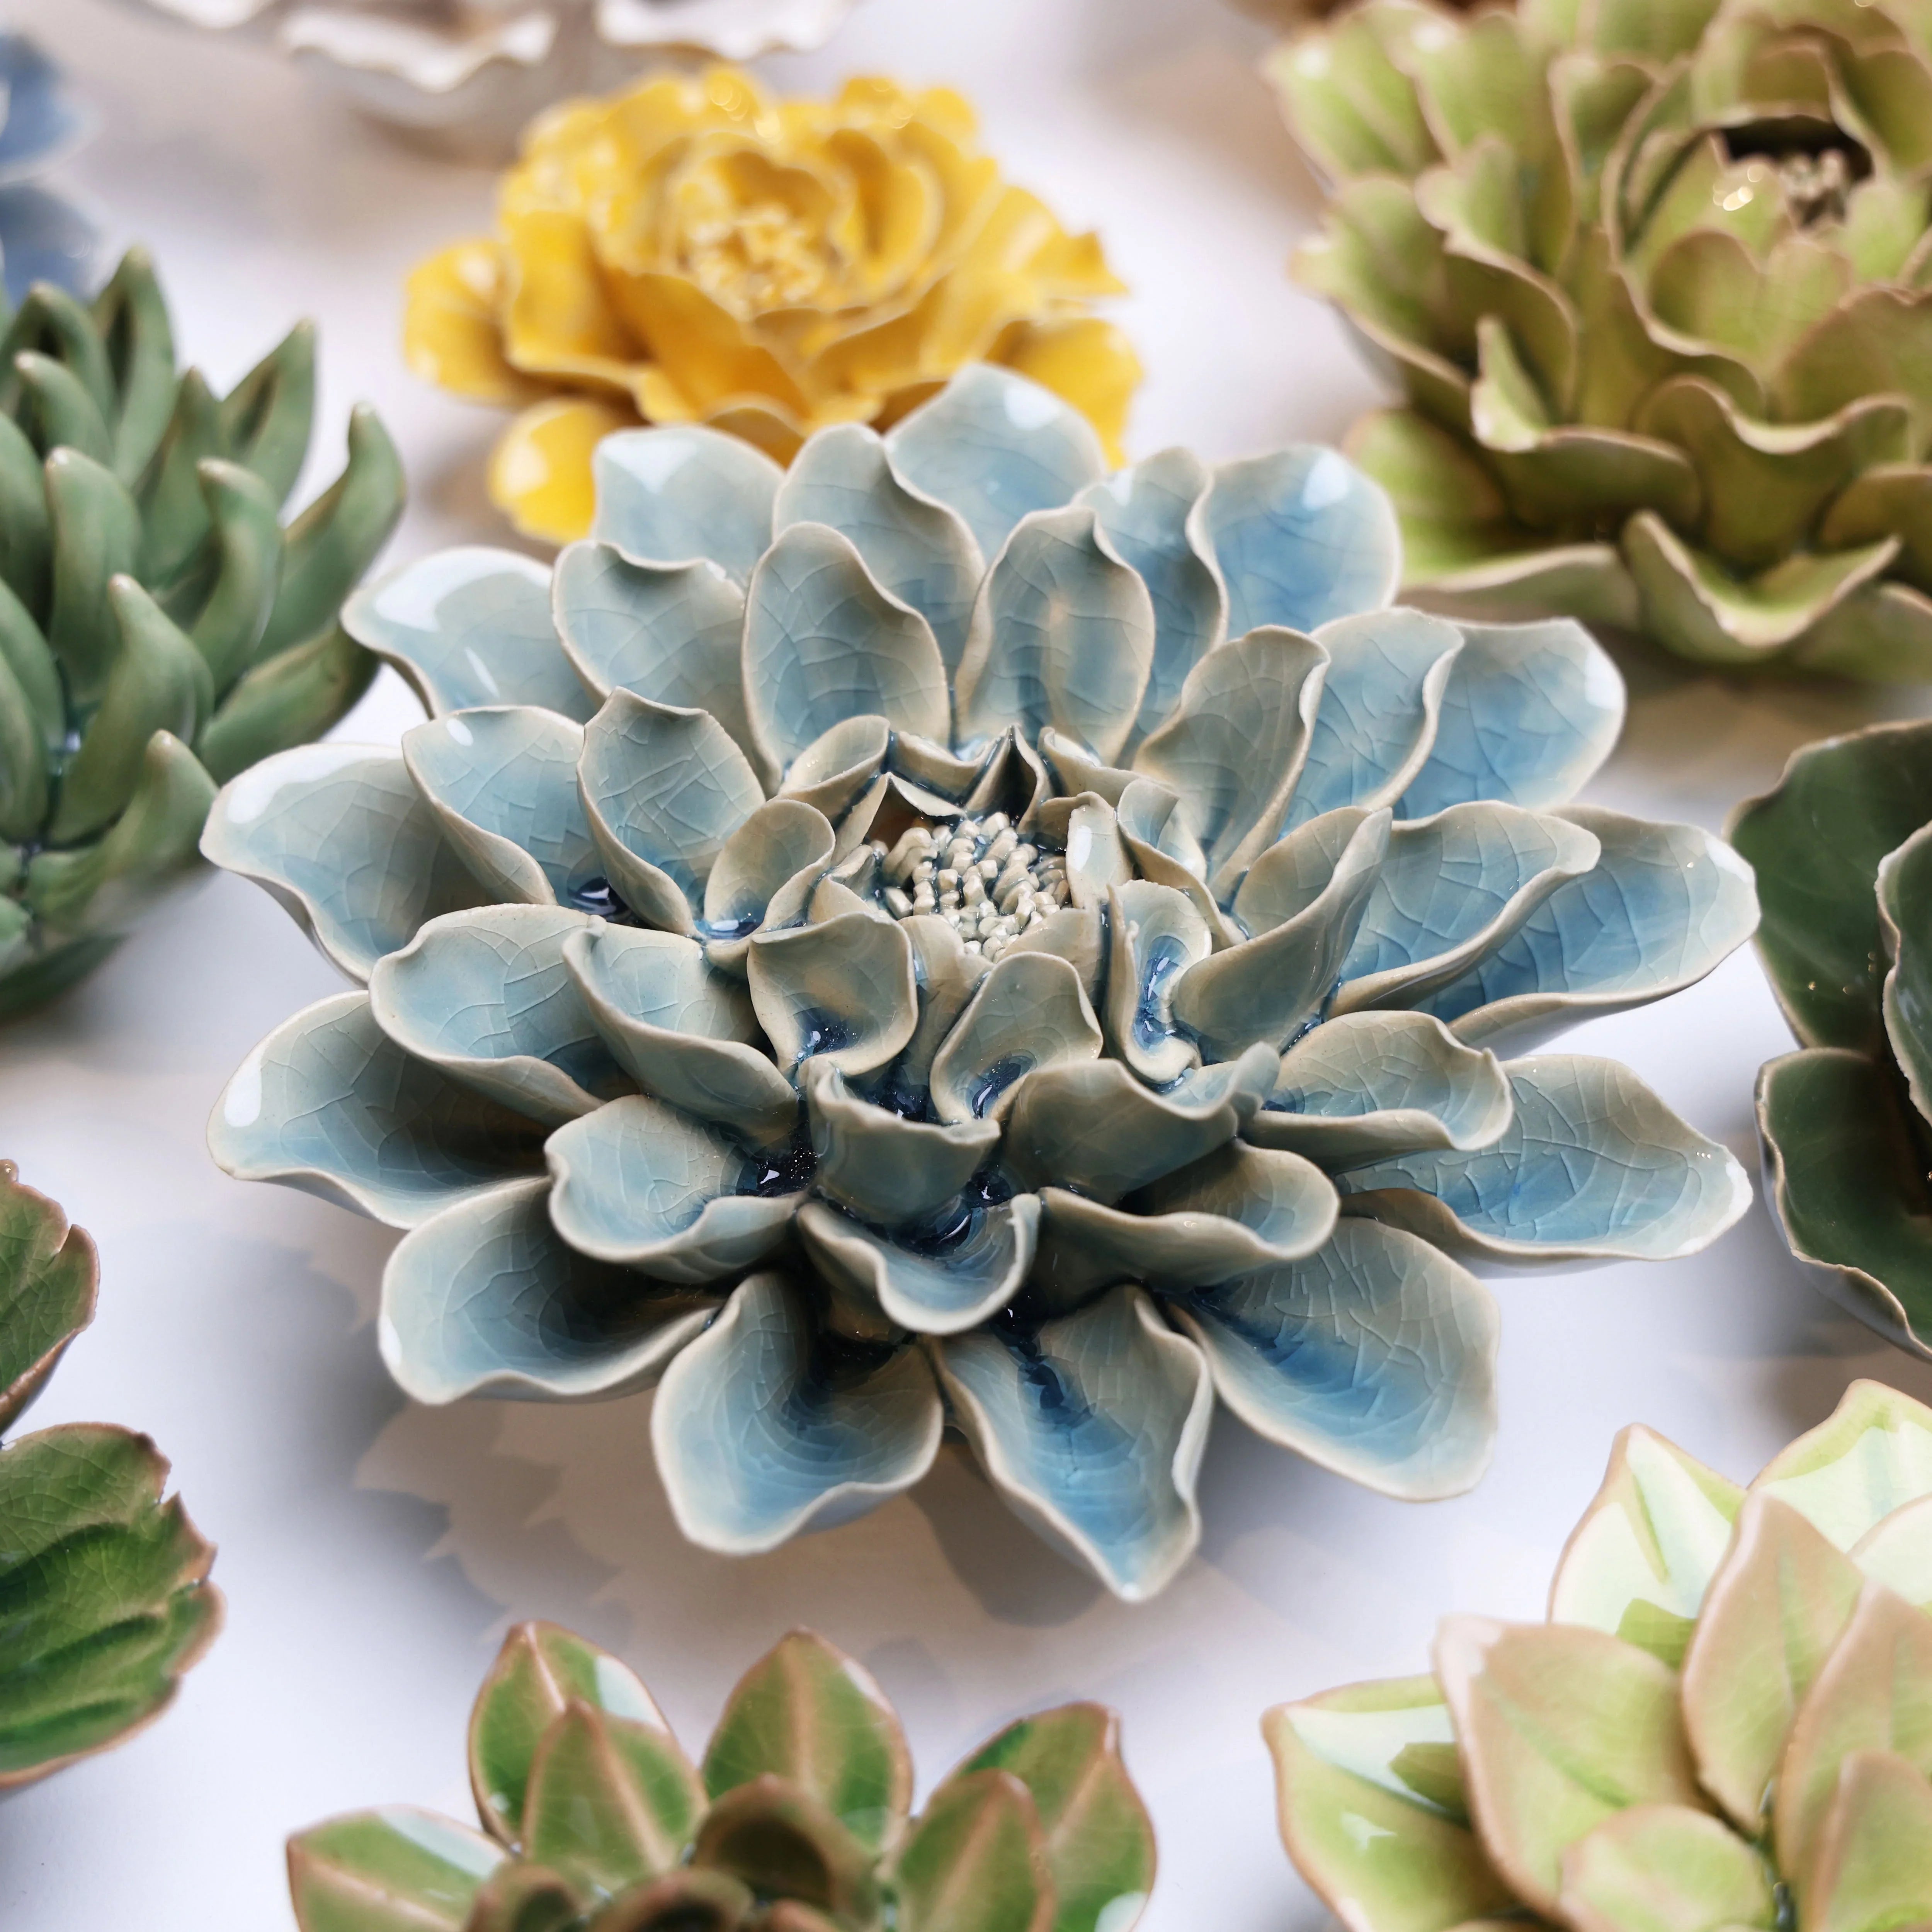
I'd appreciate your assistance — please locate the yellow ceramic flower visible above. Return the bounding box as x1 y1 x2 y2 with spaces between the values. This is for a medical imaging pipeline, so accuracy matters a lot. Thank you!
406 66 1143 542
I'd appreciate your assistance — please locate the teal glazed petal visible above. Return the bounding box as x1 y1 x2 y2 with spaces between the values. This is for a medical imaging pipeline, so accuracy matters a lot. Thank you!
650 1270 944 1553
551 543 759 777
209 991 547 1228
577 692 764 936
741 521 949 776
563 925 798 1146
1003 1044 1279 1203
1417 808 1760 1055
591 425 781 587
803 1060 998 1225
796 1194 1040 1339
1131 625 1329 894
953 507 1156 767
1003 901 1107 1005
403 707 598 908
747 912 917 1080
1878 824 1932 1122
381 1178 714 1402
931 1287 1214 1604
544 1096 797 1282
1398 620 1623 817
1202 447 1400 639
1248 1011 1514 1167
774 713 893 823
1340 1055 1752 1264
344 548 594 722
1170 1218 1498 1501
369 905 627 1126
201 743 483 982
882 364 1106 565
1077 447 1228 747
1331 803 1602 1014
1103 881 1210 1086
898 915 990 1095
701 800 837 972
1177 810 1390 1060
1286 609 1465 828
1032 1142 1338 1306
927 951 1102 1125
774 423 985 673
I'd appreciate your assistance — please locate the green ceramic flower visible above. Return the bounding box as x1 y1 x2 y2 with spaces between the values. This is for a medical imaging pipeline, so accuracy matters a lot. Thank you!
1269 1379 1932 1932
1270 0 1932 679
1732 720 1932 1358
289 1621 1156 1932
0 1162 220 1786
0 247 404 1015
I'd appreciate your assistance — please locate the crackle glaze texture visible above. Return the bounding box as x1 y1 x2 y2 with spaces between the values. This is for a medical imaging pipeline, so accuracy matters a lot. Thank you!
288 1621 1155 1932
204 366 1756 1600
1270 1381 1932 1932
405 66 1141 543
1272 0 1932 679
1734 720 1932 1362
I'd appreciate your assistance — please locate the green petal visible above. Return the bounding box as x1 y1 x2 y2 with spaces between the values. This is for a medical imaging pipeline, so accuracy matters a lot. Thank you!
1804 1750 1932 1932
0 1162 97 1434
1752 1376 1932 1550
1879 823 1932 1120
891 1770 1051 1932
1264 8 1437 182
287 1808 505 1932
1556 1806 1773 1932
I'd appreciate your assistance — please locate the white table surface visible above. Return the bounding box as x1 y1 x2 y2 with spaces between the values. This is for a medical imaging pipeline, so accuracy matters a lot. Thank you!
3 2 1928 1925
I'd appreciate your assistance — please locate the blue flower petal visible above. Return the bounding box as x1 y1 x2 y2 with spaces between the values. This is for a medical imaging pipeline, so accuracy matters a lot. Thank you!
0 184 99 303
592 426 781 587
0 36 91 182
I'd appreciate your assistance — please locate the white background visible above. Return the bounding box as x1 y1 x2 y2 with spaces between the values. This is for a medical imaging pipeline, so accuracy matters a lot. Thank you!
3 1 1929 1925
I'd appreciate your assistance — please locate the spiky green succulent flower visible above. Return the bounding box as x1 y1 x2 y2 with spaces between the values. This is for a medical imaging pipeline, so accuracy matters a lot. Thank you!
288 1621 1156 1932
1271 0 1932 679
0 247 404 1014
1269 1379 1932 1932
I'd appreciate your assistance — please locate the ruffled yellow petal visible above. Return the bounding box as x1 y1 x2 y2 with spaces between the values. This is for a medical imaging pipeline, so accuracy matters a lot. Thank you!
611 271 810 417
500 206 638 385
403 240 537 404
490 396 638 545
993 316 1144 467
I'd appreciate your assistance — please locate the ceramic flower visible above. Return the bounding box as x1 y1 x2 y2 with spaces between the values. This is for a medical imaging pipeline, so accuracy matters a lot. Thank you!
0 248 405 1016
0 32 101 304
288 1621 1155 1932
1271 0 1932 679
1269 1379 1932 1932
204 366 1756 1601
0 1162 220 1787
1731 721 1932 1361
109 0 863 158
405 66 1141 543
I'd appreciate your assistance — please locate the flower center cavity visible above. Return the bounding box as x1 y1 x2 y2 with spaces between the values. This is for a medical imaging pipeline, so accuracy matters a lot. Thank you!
873 811 1069 959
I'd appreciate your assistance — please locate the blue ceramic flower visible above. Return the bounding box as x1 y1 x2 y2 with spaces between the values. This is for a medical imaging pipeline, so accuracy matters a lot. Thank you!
204 368 1758 1600
0 34 99 303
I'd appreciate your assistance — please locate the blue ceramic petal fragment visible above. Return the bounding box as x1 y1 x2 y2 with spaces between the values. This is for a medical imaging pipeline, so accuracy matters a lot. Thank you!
564 924 799 1146
883 365 1106 564
1131 626 1329 894
369 905 629 1126
201 743 484 982
382 1178 714 1402
1202 448 1400 639
774 423 985 673
742 522 950 774
545 1095 798 1282
796 1194 1040 1339
1416 808 1760 1054
345 548 594 722
552 542 759 774
1170 1218 1498 1500
577 691 765 935
0 185 100 303
1247 1010 1514 1167
209 991 548 1228
804 1060 998 1225
931 1287 1214 1604
701 799 837 968
1287 610 1465 828
1332 803 1601 1013
651 1270 943 1552
1398 620 1624 816
954 507 1155 767
747 913 918 1080
0 37 90 182
1337 1055 1752 1264
1077 448 1228 747
403 707 598 908
592 426 782 587
1102 881 1210 1086
927 951 1102 1126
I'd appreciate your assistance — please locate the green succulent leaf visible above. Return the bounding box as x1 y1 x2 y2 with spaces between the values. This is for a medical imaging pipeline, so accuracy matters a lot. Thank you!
181 458 284 689
44 445 142 710
691 1774 881 1923
462 1862 588 1932
90 247 180 487
0 1162 97 1435
218 318 316 510
0 1422 221 1787
15 349 114 468
1803 1750 1932 1932
1556 1804 1774 1932
287 1807 508 1932
892 1769 1053 1932
702 1631 913 1853
137 367 224 589
0 411 50 616
193 621 378 787
589 1869 754 1932
1753 1378 1932 1549
1877 823 1932 1122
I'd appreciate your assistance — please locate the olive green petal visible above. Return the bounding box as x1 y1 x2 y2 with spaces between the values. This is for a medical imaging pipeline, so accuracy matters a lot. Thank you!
1820 464 1932 595
0 1164 97 1435
1879 823 1932 1122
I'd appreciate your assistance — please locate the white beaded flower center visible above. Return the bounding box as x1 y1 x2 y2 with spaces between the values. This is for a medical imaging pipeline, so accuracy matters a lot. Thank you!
871 812 1070 959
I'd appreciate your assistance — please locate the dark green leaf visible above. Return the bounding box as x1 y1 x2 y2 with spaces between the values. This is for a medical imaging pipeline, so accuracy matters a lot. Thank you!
0 573 65 751
219 319 315 509
183 458 282 690
0 410 51 619
44 446 141 709
0 641 48 844
91 248 179 487
0 1163 95 1435
136 368 221 591
194 622 376 787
